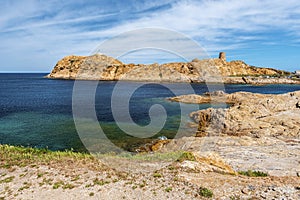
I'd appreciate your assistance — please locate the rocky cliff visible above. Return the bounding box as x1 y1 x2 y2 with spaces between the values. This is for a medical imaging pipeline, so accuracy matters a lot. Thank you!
46 52 290 82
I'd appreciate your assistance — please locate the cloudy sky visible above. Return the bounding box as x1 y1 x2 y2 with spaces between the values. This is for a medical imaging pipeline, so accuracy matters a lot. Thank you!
1 0 300 72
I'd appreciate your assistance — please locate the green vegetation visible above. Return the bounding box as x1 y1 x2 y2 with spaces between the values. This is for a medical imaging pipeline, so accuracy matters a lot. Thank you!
0 144 197 170
93 178 110 186
165 187 172 192
40 178 53 186
37 172 44 178
0 144 94 169
229 195 241 200
97 151 188 162
153 173 162 178
62 183 75 189
198 187 213 198
89 192 95 196
52 180 75 189
18 182 31 191
132 185 137 189
238 170 268 177
176 151 196 162
53 180 64 189
0 176 15 184
139 180 147 188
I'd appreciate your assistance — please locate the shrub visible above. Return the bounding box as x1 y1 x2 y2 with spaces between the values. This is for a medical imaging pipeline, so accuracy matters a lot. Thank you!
153 173 162 178
198 187 213 198
176 152 196 162
238 170 268 177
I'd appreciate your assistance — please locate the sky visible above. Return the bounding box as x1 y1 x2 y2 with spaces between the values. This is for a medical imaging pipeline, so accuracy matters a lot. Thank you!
0 0 300 72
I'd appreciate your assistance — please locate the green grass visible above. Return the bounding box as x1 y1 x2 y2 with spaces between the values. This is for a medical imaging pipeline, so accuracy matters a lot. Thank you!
198 187 213 198
238 170 268 177
0 144 197 173
0 144 95 168
96 151 188 162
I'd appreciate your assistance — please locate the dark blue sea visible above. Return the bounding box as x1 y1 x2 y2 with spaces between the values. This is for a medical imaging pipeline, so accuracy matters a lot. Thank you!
1 73 300 152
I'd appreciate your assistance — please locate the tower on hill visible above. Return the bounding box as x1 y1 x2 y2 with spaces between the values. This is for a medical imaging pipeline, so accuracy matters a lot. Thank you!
219 52 226 62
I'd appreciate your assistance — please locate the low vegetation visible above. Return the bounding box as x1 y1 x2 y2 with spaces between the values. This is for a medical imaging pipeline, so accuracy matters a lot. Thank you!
153 173 162 178
0 144 95 169
176 151 196 162
0 144 197 169
238 170 268 177
0 176 15 184
165 187 172 192
198 187 213 198
97 151 190 162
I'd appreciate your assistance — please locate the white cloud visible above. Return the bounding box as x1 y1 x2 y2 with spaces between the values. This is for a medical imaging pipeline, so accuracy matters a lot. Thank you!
0 0 300 71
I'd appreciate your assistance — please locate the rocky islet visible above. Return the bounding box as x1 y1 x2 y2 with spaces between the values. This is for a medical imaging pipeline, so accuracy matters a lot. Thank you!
47 52 297 84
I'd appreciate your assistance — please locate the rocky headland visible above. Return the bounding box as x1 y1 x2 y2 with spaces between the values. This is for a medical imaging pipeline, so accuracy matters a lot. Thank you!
168 90 300 138
165 91 300 177
46 52 299 84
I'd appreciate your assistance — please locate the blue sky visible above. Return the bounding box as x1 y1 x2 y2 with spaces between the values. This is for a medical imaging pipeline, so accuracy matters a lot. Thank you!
1 0 300 72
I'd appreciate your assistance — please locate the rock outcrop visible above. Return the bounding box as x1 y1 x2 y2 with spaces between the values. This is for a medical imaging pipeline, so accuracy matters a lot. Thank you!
169 91 300 138
46 52 290 83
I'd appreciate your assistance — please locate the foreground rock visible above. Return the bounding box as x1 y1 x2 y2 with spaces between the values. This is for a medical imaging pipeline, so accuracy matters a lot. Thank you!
46 52 294 83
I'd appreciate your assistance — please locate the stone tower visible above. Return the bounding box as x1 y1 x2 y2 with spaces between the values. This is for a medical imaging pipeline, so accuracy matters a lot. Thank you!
219 52 226 62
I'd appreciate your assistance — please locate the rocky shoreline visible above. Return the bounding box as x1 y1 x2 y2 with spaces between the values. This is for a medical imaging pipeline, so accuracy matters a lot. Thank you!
168 90 300 138
163 91 300 177
46 52 300 84
224 76 300 85
137 91 300 177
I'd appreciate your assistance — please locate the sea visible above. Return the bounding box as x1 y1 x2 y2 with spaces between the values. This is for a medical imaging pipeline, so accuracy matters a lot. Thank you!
1 73 300 153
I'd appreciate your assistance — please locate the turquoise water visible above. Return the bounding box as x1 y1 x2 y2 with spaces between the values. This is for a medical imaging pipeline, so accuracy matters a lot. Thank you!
1 73 300 152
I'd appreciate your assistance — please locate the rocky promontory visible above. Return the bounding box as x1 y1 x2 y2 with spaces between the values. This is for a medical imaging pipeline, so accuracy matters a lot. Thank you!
46 52 296 84
168 91 300 138
164 90 300 179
